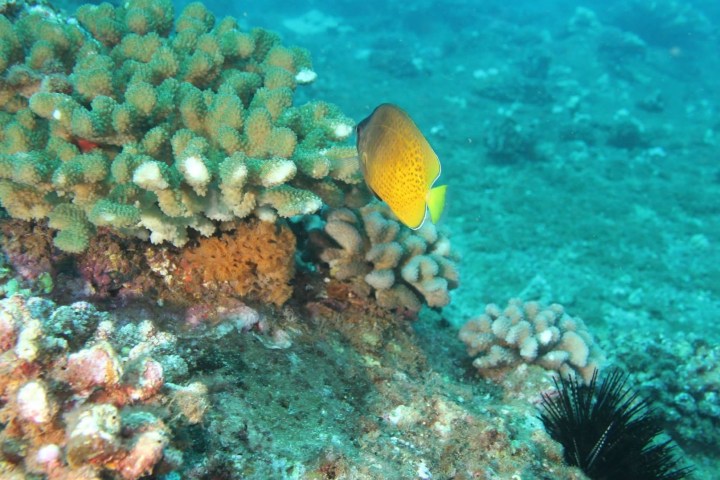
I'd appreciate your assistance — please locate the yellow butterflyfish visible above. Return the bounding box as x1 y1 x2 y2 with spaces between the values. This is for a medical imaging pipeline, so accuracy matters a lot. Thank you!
356 103 446 230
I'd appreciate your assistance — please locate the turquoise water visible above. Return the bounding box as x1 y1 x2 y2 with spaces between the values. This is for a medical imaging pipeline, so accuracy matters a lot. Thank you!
232 0 720 472
1 0 718 478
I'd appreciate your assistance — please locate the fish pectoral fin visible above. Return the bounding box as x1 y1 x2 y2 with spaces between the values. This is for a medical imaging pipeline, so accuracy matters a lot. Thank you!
426 184 447 224
330 154 361 181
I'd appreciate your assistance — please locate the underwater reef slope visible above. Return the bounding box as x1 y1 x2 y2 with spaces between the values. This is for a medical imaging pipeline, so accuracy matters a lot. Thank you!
0 292 592 479
0 0 704 479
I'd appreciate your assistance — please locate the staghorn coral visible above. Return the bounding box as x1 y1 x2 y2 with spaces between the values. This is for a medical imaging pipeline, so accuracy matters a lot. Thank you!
0 0 361 252
459 299 604 383
318 201 458 310
180 218 296 306
0 294 206 479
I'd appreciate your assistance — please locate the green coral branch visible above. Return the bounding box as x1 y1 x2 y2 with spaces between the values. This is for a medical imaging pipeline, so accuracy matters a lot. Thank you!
0 0 360 251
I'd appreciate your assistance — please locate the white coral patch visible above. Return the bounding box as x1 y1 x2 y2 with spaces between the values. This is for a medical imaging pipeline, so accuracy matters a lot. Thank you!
133 162 169 190
16 319 42 361
297 195 322 215
386 404 420 427
98 212 117 224
182 155 210 187
295 68 317 84
226 164 248 187
263 160 296 187
537 328 554 346
139 209 188 246
36 444 61 466
70 404 120 441
255 206 278 222
417 460 432 480
18 381 51 423
332 122 354 140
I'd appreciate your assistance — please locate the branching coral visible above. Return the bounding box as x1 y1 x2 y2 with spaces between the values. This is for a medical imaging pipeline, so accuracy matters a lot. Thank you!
0 294 206 479
459 299 604 382
318 201 458 310
0 0 361 252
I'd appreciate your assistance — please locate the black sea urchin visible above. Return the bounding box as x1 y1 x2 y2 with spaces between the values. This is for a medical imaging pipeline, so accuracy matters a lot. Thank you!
539 370 693 480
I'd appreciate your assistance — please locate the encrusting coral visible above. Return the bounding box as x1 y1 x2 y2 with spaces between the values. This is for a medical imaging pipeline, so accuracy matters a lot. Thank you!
0 294 207 479
0 219 55 281
459 298 604 383
0 0 361 253
317 201 459 310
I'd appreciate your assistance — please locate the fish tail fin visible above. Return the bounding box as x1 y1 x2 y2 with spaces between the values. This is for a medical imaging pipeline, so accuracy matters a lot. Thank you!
427 184 447 224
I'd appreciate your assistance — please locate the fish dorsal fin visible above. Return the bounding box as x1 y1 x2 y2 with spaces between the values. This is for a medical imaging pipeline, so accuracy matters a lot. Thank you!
427 184 447 224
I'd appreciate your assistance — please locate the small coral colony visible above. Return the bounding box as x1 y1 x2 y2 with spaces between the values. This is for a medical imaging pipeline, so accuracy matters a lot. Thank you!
0 0 692 479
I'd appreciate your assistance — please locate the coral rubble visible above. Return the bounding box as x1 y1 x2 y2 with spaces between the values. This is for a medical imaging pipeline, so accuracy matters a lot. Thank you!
0 294 204 479
610 329 720 457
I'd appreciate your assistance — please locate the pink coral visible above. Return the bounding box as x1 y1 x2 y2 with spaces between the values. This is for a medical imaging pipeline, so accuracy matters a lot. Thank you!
184 298 262 330
60 342 122 396
76 231 139 298
127 358 164 402
0 308 18 351
117 429 168 480
0 295 201 479
0 221 56 281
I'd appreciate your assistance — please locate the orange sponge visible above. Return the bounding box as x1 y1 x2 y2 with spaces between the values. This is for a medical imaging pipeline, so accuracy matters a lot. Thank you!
181 219 295 306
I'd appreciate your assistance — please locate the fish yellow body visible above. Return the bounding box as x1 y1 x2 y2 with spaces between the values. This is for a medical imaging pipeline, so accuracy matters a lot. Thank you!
356 103 447 229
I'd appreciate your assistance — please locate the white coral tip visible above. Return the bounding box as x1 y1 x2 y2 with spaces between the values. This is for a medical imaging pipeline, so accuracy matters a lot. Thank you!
182 155 210 187
332 122 354 140
295 68 318 84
